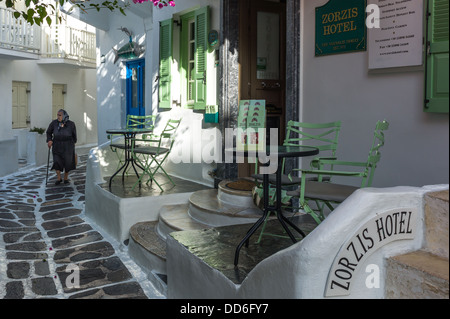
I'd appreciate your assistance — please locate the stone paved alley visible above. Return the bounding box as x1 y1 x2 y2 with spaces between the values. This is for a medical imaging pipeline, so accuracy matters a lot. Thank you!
0 149 163 299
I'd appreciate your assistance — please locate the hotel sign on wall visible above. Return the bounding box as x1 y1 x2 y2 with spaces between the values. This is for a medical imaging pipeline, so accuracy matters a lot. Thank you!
315 0 367 56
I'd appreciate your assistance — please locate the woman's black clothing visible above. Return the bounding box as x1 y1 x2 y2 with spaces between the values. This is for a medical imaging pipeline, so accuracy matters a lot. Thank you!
46 119 77 172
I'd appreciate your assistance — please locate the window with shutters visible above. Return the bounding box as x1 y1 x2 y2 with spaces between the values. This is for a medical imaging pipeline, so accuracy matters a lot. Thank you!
159 18 173 109
158 6 209 110
424 0 449 113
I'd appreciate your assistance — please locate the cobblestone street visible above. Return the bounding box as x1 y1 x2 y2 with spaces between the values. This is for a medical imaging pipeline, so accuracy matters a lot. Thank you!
0 151 163 299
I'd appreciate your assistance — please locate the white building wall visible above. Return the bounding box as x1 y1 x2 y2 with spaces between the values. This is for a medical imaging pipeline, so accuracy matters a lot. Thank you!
96 1 221 186
6 60 98 146
300 0 449 188
0 58 14 141
95 13 146 144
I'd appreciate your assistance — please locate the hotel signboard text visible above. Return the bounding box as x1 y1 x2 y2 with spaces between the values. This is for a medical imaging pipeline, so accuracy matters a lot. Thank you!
315 0 367 56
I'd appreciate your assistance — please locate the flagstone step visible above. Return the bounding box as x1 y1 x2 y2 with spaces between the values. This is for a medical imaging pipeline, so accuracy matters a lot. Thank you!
424 190 449 259
385 190 449 299
385 250 449 298
129 221 167 275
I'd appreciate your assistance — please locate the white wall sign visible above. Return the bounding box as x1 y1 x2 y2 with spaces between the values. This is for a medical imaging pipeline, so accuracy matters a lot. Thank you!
368 0 423 69
324 208 417 297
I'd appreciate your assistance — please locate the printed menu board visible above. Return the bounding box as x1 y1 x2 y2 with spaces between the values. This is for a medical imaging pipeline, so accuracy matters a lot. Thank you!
368 0 423 69
237 100 266 152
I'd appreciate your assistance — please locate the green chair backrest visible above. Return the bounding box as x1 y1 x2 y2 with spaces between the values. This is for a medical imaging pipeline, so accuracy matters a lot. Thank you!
282 120 342 173
126 114 156 129
159 118 182 150
362 120 389 188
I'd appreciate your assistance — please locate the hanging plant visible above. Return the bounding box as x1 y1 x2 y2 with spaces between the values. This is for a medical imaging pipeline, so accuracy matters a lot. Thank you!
0 0 175 26
133 0 176 8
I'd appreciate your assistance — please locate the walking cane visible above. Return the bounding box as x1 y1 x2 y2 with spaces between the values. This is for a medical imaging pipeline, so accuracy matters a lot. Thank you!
46 146 51 186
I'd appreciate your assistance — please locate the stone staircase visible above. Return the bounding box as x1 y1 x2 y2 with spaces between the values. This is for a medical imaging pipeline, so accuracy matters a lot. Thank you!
128 179 264 293
385 190 449 298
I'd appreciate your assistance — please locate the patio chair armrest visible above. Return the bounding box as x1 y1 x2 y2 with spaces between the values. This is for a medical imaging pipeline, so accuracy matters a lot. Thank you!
288 168 365 182
313 159 368 170
141 133 157 140
310 156 337 169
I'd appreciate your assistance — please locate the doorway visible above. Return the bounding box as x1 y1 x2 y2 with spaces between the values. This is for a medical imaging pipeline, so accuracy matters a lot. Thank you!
12 81 29 129
238 0 287 177
126 59 146 117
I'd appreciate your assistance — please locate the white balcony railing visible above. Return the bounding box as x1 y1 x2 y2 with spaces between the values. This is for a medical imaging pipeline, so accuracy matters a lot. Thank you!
0 7 96 64
0 7 41 53
41 24 96 64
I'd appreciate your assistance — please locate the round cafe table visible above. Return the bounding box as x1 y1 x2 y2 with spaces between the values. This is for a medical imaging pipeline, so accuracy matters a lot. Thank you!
106 128 153 188
225 145 319 266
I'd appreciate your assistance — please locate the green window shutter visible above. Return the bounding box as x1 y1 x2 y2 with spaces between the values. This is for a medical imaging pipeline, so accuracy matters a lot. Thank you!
425 0 449 113
159 18 173 109
193 6 209 110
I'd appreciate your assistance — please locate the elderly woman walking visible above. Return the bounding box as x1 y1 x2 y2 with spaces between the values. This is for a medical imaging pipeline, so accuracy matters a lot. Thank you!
46 109 77 185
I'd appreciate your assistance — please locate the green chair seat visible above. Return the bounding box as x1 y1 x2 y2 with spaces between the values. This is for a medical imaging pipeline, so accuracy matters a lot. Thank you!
109 143 141 150
287 181 358 203
252 173 331 185
133 146 170 156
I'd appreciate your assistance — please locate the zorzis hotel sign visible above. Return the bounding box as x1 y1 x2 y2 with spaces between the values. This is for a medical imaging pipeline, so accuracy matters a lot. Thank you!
316 0 367 56
324 208 417 297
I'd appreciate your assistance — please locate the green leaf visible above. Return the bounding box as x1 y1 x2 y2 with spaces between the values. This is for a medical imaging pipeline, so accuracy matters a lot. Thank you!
46 16 52 26
13 12 21 19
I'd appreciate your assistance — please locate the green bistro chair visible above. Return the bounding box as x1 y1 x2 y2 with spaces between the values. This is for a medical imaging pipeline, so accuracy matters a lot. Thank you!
288 120 389 224
253 120 342 186
131 118 181 192
253 121 342 243
109 114 156 172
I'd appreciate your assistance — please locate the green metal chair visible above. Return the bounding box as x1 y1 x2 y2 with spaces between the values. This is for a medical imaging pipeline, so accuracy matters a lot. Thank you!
109 114 156 172
253 120 341 243
287 120 389 224
252 120 342 186
131 118 181 192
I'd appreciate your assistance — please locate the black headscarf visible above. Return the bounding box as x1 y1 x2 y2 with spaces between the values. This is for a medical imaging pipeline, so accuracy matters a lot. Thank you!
58 109 69 129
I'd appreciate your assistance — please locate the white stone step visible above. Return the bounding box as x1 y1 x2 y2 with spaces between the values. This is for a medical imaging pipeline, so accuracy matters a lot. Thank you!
157 203 212 240
217 179 258 208
188 189 263 227
128 179 265 285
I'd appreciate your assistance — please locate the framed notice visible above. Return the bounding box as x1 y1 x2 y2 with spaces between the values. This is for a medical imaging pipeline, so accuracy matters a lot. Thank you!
368 0 424 69
315 0 367 56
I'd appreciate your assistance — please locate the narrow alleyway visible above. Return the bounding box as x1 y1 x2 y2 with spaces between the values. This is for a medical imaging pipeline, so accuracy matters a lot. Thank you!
0 148 164 299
